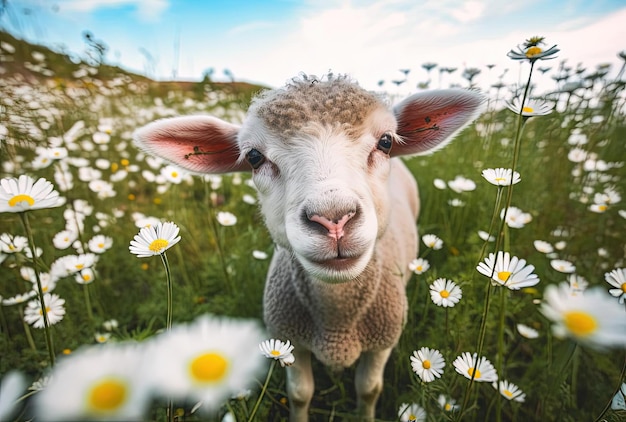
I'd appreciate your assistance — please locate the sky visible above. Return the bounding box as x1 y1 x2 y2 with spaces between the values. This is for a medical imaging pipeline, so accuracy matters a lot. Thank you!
2 0 625 94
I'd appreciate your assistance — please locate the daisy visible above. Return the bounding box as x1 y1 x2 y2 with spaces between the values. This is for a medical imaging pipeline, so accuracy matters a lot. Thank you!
242 194 257 204
493 380 526 402
505 97 554 117
429 278 462 307
103 319 119 331
75 268 96 284
533 240 553 254
422 234 443 250
516 323 539 339
507 38 559 62
433 178 447 190
550 259 576 273
52 229 78 250
567 147 587 163
24 293 66 328
408 258 429 275
540 284 626 349
2 291 37 306
437 394 459 412
481 168 521 186
0 233 28 253
259 339 295 367
34 343 150 421
160 165 184 184
129 221 181 257
63 253 98 274
448 175 476 193
500 206 532 228
88 234 114 253
567 274 588 294
398 402 426 422
410 347 445 382
476 251 539 290
217 211 237 226
0 175 63 212
143 315 265 414
452 352 498 382
604 268 626 304
94 332 111 343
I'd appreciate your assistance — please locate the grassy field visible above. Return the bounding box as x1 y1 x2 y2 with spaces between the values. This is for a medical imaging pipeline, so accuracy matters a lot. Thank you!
0 31 625 421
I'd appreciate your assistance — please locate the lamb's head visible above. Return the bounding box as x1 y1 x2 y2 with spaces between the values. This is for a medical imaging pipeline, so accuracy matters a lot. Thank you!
133 74 484 282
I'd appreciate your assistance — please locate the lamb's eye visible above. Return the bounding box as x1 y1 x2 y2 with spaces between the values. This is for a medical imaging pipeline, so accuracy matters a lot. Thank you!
246 149 265 169
377 133 393 154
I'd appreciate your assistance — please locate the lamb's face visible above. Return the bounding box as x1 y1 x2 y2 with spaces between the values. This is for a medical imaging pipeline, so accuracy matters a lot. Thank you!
239 106 397 282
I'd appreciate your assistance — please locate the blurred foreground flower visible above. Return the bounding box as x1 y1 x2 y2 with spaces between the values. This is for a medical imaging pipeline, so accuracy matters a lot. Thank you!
477 251 539 290
612 383 626 410
144 315 265 414
453 352 498 382
259 339 295 367
493 380 526 402
0 371 26 421
410 347 445 382
35 344 150 421
540 284 626 349
0 175 63 213
129 221 181 257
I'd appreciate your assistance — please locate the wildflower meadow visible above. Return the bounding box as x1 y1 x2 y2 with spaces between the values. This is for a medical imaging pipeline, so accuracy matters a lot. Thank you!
0 30 625 421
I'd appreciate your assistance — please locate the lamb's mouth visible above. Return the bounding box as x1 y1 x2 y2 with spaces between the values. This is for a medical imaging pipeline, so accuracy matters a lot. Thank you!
312 257 360 271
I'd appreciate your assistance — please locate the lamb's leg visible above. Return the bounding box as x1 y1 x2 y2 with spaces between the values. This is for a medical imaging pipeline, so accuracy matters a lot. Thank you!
354 348 393 420
286 347 314 422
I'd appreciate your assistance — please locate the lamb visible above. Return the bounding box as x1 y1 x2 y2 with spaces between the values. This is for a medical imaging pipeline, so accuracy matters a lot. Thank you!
133 73 484 421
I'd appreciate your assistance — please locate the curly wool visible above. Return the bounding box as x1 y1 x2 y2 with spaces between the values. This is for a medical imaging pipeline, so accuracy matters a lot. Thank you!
250 73 384 138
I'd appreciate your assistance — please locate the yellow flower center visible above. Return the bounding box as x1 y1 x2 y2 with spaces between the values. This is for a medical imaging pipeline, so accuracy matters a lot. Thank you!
270 349 281 356
503 389 514 398
8 194 35 207
564 311 597 337
83 273 92 282
121 159 130 166
525 46 542 57
440 290 450 298
111 163 119 172
422 359 431 369
88 378 127 412
597 205 607 212
408 415 416 421
522 106 534 113
467 367 481 379
416 266 422 272
38 306 51 315
98 243 104 248
444 403 452 411
171 171 178 178
148 239 169 253
189 352 228 383
497 271 511 282
621 283 626 293
75 264 84 270
494 177 506 182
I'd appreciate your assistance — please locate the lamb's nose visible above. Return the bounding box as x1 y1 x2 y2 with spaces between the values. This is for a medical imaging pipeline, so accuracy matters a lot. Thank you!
308 211 355 240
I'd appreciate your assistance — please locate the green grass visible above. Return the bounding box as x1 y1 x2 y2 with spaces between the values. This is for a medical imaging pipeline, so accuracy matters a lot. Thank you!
0 32 625 421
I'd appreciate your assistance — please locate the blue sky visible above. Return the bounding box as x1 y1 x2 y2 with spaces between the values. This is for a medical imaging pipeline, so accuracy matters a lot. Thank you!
2 0 625 93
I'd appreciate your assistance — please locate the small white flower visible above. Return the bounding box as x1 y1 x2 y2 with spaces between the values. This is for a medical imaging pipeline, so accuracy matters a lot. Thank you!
259 339 295 367
477 251 539 290
516 323 539 339
24 293 66 328
481 168 521 186
217 211 237 226
422 234 443 250
429 278 462 307
252 250 268 260
500 206 532 228
129 221 181 257
452 352 497 382
448 175 476 193
433 178 447 190
550 259 576 273
410 347 445 382
493 380 526 402
605 268 626 304
398 402 426 422
408 258 429 275
0 175 64 213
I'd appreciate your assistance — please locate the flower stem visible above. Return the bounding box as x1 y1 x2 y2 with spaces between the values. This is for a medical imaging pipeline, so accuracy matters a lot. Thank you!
159 252 173 331
248 360 276 422
19 212 55 367
18 304 37 352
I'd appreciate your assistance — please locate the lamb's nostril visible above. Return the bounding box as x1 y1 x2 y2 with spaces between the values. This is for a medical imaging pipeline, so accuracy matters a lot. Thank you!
308 211 355 240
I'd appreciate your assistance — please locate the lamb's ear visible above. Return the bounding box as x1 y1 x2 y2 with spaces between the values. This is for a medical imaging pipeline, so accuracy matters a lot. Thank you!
133 115 250 174
392 90 485 157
